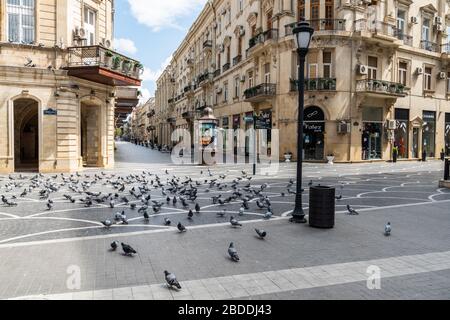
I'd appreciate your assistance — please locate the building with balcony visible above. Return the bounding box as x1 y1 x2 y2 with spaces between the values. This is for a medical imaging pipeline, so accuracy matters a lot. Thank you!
130 98 156 144
0 0 142 173
153 0 450 163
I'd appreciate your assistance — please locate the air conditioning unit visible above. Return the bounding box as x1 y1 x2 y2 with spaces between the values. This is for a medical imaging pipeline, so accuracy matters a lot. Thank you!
387 120 397 130
435 16 443 25
439 72 447 80
239 26 245 37
73 27 86 40
337 123 351 134
416 67 424 75
357 64 368 75
410 16 418 24
240 75 246 82
436 24 444 32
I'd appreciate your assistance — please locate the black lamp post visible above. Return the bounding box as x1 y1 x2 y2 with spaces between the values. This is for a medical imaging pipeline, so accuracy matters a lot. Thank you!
290 21 314 224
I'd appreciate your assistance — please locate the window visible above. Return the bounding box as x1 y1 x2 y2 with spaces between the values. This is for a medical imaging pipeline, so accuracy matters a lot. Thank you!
394 109 409 159
234 77 240 98
224 82 229 102
7 0 35 44
423 111 436 157
398 62 408 86
238 0 243 12
397 10 406 35
422 18 430 41
424 67 432 91
447 72 450 93
323 52 332 78
368 56 378 80
325 0 334 30
264 63 271 83
248 71 254 88
298 0 305 21
84 7 96 45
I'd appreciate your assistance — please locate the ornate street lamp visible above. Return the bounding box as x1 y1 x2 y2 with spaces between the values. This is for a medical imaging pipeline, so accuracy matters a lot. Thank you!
291 21 314 224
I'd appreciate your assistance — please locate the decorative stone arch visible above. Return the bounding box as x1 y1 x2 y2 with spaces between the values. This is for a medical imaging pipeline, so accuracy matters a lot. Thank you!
247 12 258 27
9 93 43 172
262 0 275 14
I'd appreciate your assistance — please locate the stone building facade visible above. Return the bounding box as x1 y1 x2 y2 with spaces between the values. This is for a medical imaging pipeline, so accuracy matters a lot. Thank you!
130 97 157 144
153 0 450 162
0 0 142 173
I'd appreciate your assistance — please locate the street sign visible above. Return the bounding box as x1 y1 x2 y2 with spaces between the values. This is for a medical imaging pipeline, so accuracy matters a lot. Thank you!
44 108 57 116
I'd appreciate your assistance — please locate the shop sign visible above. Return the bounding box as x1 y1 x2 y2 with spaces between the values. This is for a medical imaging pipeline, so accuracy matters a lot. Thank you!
256 110 272 130
304 122 325 133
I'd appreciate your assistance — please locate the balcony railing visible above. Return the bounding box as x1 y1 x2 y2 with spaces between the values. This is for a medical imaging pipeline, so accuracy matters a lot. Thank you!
66 45 142 86
248 29 279 50
184 85 193 93
395 32 413 46
442 43 450 54
168 98 174 104
355 19 398 38
182 111 195 119
285 19 346 35
421 40 440 53
244 83 277 101
356 79 406 97
233 55 242 66
214 69 221 78
198 72 213 84
203 40 213 49
223 62 231 72
290 78 337 92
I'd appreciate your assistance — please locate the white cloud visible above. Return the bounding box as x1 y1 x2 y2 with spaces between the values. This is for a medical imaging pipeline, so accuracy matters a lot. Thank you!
141 55 172 83
114 38 138 55
127 0 207 31
139 87 152 104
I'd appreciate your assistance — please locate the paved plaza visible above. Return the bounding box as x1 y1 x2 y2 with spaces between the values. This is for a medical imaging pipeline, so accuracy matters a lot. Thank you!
1 142 450 300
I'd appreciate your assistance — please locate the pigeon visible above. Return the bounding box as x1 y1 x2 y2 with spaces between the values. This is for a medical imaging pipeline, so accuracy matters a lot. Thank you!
195 203 201 213
230 216 242 227
109 200 115 208
177 222 187 233
308 180 313 187
101 220 113 228
384 222 392 236
239 207 245 216
228 243 240 262
164 218 172 226
335 195 343 200
143 211 150 221
187 210 194 220
347 205 359 215
217 210 227 217
46 199 54 210
264 210 273 220
110 241 120 251
255 228 267 239
164 270 182 290
121 243 137 256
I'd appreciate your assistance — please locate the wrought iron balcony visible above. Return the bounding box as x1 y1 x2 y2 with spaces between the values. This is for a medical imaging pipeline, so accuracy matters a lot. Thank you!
213 69 221 78
233 55 242 66
182 111 195 119
167 117 177 124
184 85 193 93
356 79 406 97
394 32 413 46
244 83 277 102
168 98 175 104
203 40 213 49
223 62 231 72
147 110 156 118
198 71 213 84
442 43 450 54
421 40 440 53
248 29 278 51
290 78 337 92
285 19 346 36
66 45 142 86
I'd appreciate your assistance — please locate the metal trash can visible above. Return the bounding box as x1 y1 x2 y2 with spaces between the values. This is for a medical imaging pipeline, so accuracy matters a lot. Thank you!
309 186 335 229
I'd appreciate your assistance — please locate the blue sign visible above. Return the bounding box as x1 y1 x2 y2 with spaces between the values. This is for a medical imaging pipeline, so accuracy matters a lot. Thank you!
44 108 57 116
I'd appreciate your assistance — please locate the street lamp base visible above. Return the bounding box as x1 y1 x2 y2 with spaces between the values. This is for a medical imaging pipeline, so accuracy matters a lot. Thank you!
290 216 307 224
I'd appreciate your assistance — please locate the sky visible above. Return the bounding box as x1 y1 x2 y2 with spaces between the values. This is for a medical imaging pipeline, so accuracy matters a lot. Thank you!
114 0 208 103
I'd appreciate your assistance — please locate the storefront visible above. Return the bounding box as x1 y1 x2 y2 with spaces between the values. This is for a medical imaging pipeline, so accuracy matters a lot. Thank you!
303 106 325 161
244 111 254 156
422 111 436 158
362 107 383 160
222 116 229 151
256 109 273 156
445 113 450 156
233 114 241 155
394 108 409 159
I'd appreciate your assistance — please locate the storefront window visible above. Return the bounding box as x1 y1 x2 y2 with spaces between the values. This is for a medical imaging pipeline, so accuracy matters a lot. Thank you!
423 111 436 157
362 107 383 160
394 109 409 159
256 110 273 156
233 114 240 155
303 106 325 160
445 113 450 156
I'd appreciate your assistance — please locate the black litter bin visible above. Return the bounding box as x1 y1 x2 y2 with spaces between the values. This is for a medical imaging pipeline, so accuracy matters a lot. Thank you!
445 159 450 181
309 186 335 229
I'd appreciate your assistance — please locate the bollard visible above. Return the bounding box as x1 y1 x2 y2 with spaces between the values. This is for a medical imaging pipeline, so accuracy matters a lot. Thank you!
422 151 427 162
445 159 450 181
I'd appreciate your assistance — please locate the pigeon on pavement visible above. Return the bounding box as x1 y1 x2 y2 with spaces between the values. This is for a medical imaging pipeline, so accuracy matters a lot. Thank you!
347 205 359 215
177 222 187 233
228 243 240 262
385 222 392 236
164 271 182 290
230 216 242 227
121 243 137 256
110 241 120 251
255 228 267 239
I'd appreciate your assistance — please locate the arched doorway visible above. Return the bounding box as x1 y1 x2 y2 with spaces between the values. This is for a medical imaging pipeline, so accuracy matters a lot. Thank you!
304 106 325 161
80 101 101 167
14 99 39 171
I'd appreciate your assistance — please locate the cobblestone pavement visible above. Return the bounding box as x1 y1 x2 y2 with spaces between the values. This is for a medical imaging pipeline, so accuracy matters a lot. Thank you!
1 142 450 300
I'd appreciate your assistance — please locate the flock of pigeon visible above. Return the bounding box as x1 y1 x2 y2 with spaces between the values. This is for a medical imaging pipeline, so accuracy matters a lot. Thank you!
0 168 392 291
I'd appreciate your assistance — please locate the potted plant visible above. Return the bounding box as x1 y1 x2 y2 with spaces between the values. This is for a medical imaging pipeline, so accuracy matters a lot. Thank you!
441 148 446 161
104 50 114 67
326 154 335 165
112 55 122 70
284 152 293 163
133 62 144 78
392 146 399 163
122 59 132 73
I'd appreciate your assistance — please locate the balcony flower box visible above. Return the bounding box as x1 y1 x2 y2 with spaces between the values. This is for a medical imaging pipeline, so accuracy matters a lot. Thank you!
122 60 132 73
112 56 122 70
104 50 114 67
